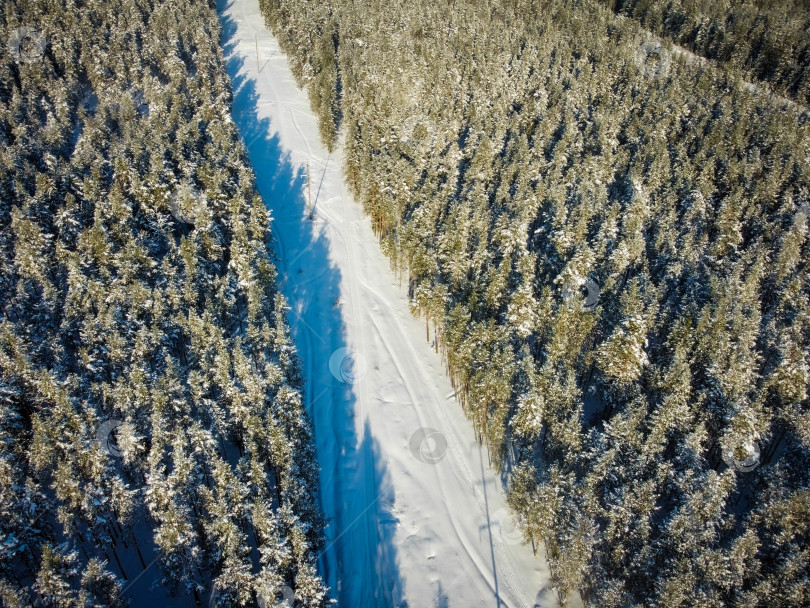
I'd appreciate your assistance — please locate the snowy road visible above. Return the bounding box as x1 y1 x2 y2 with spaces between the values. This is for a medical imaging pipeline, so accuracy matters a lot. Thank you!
218 1 554 605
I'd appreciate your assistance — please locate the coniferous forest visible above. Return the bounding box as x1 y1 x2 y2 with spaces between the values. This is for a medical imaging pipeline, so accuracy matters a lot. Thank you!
0 0 329 606
2 0 810 605
598 0 810 105
259 0 810 606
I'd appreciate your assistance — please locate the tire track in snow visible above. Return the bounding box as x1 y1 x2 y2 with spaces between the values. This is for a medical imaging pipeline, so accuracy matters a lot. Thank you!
365 310 507 603
362 283 527 607
335 140 388 607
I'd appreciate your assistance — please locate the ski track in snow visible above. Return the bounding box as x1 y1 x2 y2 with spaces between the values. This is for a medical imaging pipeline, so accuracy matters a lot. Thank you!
217 0 557 606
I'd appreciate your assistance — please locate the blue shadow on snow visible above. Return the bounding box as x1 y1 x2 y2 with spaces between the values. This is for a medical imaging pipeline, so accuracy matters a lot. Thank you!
218 4 404 606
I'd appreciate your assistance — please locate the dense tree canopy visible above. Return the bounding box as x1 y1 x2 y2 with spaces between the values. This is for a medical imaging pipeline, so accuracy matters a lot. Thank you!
599 0 810 105
260 0 810 605
0 0 328 605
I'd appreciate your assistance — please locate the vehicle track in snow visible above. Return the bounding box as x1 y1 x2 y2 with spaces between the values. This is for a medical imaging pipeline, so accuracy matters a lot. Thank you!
362 284 526 605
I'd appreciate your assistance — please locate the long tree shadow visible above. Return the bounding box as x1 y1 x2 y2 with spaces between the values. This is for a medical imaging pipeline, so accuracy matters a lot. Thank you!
218 6 403 605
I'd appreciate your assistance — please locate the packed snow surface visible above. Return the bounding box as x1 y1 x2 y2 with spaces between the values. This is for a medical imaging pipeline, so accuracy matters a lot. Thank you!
218 1 556 605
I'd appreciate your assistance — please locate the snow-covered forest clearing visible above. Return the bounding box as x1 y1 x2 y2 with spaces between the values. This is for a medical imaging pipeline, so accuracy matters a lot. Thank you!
219 0 553 605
